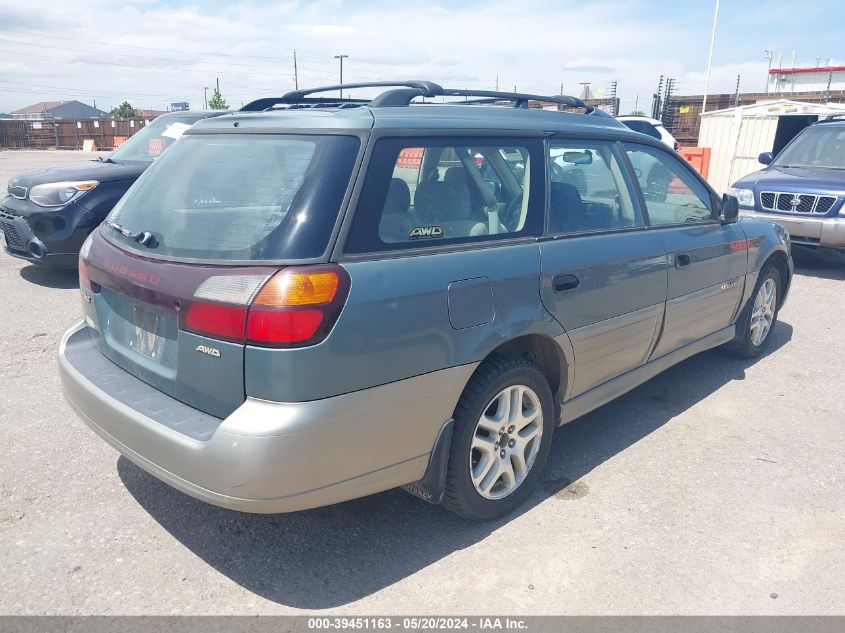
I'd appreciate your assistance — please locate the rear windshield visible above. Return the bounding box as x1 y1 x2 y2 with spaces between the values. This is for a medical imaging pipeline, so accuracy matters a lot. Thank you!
109 115 201 164
106 134 360 261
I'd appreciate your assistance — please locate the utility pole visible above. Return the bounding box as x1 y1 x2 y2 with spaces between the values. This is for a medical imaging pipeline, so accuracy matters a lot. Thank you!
825 70 833 103
293 50 299 90
652 75 664 119
609 80 618 116
579 82 591 100
495 75 499 91
334 54 349 98
791 50 797 93
734 74 741 107
203 86 208 110
764 50 773 94
702 0 720 114
662 78 675 129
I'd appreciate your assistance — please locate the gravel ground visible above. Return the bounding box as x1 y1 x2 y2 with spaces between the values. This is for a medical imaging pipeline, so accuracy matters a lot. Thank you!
0 150 843 615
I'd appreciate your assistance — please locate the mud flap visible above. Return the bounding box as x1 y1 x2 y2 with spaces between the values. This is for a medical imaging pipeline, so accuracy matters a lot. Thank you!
401 419 453 505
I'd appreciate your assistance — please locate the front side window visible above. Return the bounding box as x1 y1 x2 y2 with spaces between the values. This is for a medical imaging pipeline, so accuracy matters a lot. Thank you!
345 137 543 253
624 143 714 225
106 134 360 261
548 139 642 234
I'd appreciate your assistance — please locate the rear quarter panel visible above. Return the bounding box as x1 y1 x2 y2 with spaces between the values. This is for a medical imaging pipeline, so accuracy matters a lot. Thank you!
244 243 564 402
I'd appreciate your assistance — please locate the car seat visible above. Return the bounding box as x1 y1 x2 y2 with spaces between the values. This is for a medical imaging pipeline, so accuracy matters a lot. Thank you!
378 178 413 242
548 181 587 233
444 166 486 219
413 178 488 238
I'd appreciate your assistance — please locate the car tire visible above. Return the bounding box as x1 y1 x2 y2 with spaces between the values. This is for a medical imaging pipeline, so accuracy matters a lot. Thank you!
441 355 555 521
729 264 782 358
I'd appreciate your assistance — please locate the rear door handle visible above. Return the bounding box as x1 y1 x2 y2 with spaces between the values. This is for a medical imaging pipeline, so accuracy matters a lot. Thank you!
675 253 692 268
552 274 580 293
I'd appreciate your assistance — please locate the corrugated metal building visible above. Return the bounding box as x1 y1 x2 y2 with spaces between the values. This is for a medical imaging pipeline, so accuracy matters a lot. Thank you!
697 100 845 194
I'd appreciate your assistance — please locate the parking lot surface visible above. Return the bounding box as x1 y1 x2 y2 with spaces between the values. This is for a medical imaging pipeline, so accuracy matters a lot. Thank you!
1 150 843 615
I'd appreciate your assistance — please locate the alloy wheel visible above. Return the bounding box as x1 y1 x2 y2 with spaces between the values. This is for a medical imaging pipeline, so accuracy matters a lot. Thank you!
469 384 544 500
750 277 777 347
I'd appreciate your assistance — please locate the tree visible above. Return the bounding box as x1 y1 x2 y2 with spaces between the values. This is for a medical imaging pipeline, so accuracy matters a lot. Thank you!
207 87 228 110
110 101 136 119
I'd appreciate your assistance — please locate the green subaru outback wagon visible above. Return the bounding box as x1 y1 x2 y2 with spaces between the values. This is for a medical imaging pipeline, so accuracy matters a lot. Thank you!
60 81 792 520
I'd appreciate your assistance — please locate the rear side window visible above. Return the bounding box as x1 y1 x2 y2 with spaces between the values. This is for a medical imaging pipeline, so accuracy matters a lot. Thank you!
345 137 544 253
622 120 661 141
548 140 642 234
106 134 360 261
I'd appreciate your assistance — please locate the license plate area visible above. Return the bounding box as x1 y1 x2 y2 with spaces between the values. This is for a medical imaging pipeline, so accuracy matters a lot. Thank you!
95 287 178 372
130 303 165 361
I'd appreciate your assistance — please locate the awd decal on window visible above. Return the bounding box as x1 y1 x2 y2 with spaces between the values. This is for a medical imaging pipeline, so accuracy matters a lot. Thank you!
409 225 444 240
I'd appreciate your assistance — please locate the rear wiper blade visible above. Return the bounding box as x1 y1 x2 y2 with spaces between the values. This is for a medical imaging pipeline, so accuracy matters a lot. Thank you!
103 220 157 246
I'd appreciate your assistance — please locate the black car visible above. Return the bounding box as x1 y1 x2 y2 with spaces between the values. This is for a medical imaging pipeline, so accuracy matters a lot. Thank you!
0 110 228 268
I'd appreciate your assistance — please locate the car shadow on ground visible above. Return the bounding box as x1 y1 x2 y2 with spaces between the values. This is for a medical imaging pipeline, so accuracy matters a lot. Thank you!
791 248 845 281
118 322 792 609
19 264 78 289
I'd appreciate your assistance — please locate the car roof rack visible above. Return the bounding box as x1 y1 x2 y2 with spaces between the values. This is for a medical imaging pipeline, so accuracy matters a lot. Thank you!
240 80 594 113
818 112 845 122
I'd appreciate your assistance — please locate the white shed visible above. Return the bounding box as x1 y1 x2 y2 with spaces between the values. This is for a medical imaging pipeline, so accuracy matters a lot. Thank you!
697 99 845 194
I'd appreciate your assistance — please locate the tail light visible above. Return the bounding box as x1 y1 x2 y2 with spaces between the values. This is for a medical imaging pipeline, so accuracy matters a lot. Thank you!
180 265 350 348
78 252 101 294
79 253 91 290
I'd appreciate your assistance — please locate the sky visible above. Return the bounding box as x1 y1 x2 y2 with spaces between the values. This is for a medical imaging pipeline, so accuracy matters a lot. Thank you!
0 0 843 115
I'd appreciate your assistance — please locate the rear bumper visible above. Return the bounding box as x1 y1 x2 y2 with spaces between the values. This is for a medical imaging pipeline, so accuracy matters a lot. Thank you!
59 320 475 513
741 210 845 250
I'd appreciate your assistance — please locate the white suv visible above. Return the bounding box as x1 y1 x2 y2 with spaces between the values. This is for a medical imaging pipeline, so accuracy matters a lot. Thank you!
617 116 680 150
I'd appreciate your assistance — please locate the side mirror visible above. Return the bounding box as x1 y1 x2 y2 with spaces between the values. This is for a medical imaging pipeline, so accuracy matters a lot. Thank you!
758 152 774 166
720 193 739 224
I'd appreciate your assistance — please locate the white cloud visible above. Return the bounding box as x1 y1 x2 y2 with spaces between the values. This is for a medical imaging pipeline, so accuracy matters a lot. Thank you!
0 0 784 112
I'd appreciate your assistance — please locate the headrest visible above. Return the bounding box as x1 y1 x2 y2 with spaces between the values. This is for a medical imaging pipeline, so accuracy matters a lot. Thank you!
384 178 411 215
414 179 471 220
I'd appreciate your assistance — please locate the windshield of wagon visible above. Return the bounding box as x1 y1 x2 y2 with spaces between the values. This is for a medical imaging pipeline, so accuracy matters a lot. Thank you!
109 115 201 164
105 133 360 261
773 125 845 170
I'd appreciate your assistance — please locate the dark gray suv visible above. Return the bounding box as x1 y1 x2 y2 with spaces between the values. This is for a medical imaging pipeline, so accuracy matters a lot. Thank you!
59 81 792 520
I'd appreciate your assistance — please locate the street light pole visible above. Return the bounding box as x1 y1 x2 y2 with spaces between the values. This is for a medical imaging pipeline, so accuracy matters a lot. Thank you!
203 86 209 110
701 0 720 114
334 54 349 98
